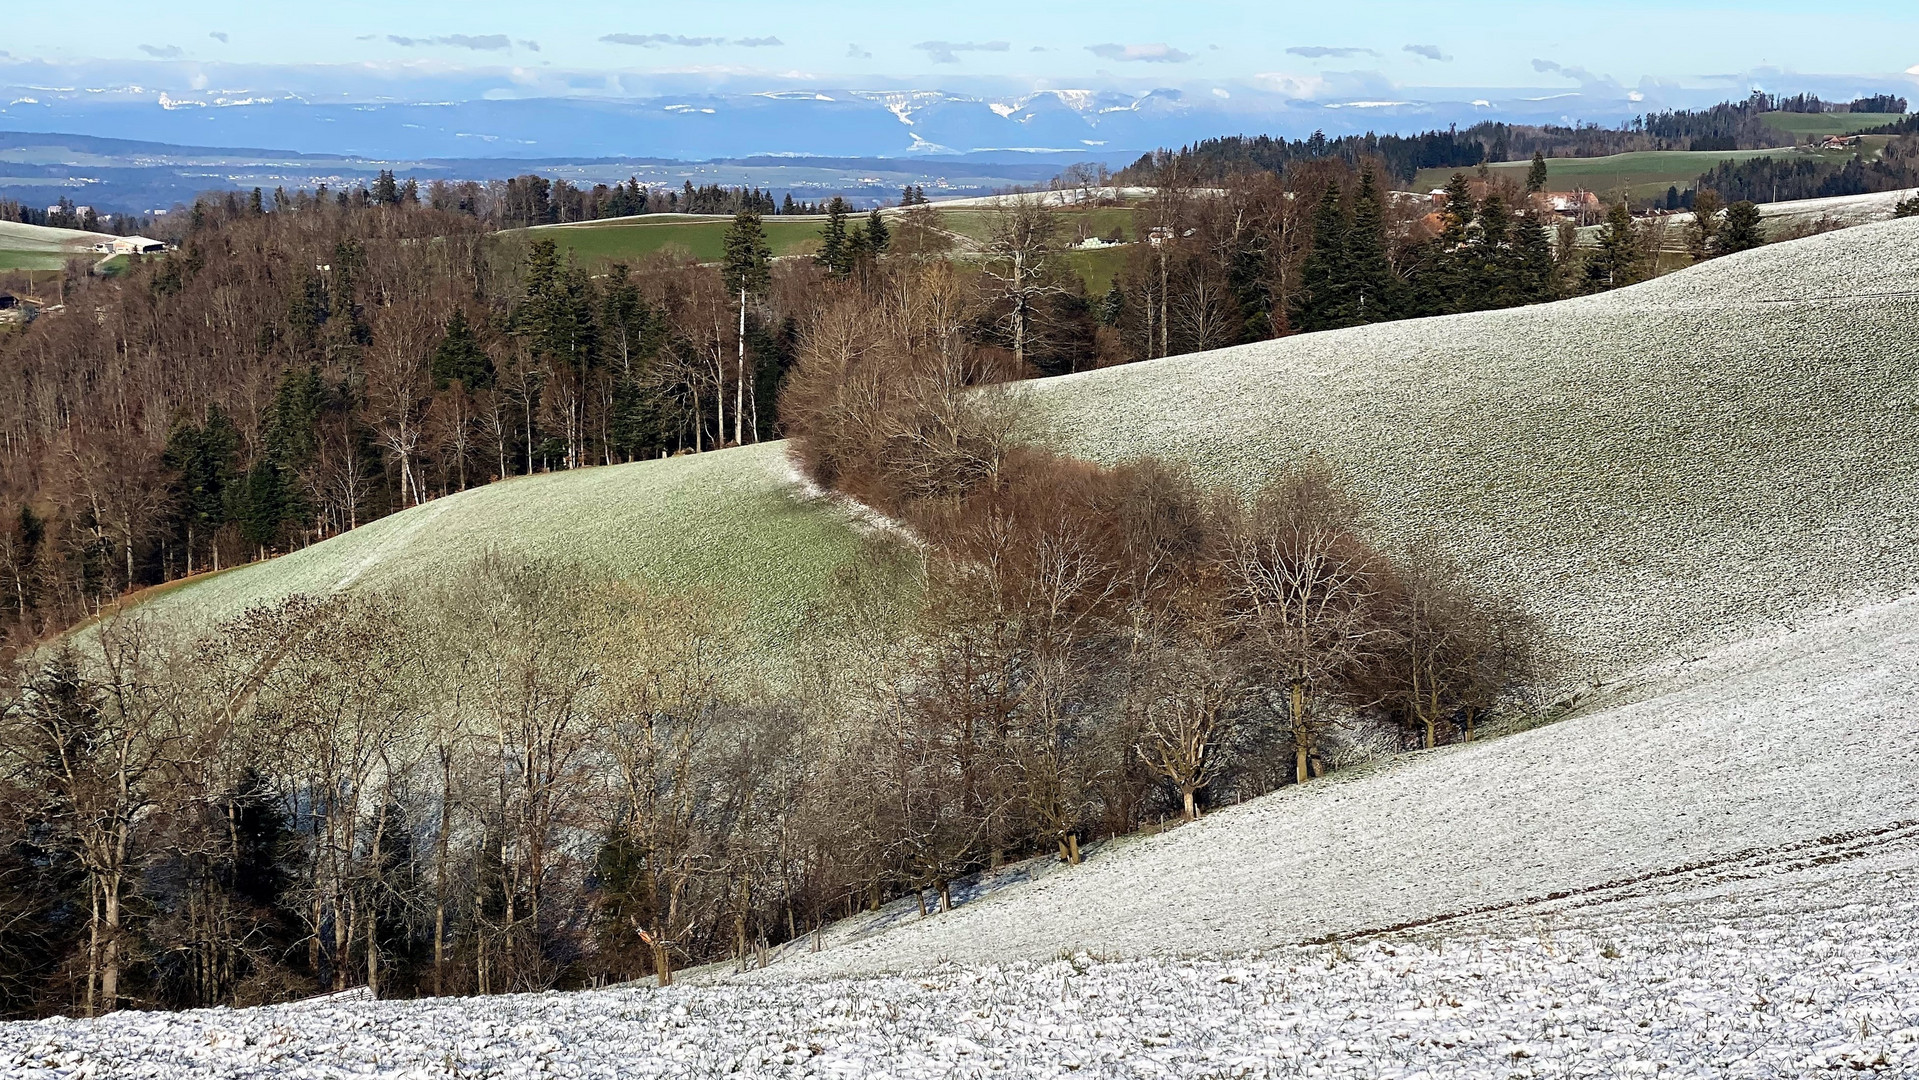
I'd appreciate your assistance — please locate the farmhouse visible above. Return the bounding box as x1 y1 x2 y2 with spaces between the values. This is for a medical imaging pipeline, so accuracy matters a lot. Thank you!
1821 134 1863 151
90 236 169 255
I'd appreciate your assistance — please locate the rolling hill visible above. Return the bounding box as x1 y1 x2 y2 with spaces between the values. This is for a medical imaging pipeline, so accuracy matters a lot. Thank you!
25 182 1919 1080
1025 216 1919 686
129 442 901 659
141 217 1919 693
1412 145 1866 203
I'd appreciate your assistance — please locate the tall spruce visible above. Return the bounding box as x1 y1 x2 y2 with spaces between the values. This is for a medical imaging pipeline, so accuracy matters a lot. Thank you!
815 198 851 276
722 210 773 297
1292 181 1348 332
1526 151 1550 194
1345 168 1399 325
1585 203 1647 291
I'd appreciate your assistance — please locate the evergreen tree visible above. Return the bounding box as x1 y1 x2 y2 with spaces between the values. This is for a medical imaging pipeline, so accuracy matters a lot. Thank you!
1511 209 1558 303
1585 203 1647 291
234 460 290 550
1098 281 1126 326
1526 150 1550 194
1718 200 1765 254
1410 173 1479 317
1468 192 1521 309
1688 189 1723 259
1345 168 1400 324
429 308 494 389
162 407 239 568
371 170 399 206
1292 182 1348 331
722 211 774 298
815 198 851 276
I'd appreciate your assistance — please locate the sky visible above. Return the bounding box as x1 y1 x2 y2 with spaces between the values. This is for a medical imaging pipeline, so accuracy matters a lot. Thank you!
9 0 1919 97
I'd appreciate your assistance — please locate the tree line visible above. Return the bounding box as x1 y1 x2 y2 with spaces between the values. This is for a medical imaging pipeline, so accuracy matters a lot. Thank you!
0 193 815 653
1118 89 1913 187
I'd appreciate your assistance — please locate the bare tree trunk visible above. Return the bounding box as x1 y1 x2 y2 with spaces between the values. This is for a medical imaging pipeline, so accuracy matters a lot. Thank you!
736 286 746 447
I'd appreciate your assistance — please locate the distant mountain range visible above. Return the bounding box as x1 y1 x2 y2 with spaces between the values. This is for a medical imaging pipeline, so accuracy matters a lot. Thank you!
3 72 1907 211
0 83 1670 162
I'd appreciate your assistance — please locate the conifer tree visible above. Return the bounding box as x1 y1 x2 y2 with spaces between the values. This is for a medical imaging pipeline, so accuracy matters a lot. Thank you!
1345 168 1399 324
429 309 494 390
1292 182 1348 332
1585 203 1646 291
815 198 851 276
1526 151 1549 194
1717 200 1765 255
1511 209 1558 303
1687 189 1723 259
722 210 774 298
1471 192 1518 308
864 208 890 253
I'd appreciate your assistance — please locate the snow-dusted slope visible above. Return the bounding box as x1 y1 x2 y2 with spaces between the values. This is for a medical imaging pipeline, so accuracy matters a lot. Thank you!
736 589 1919 982
8 797 1914 1077
1025 217 1919 683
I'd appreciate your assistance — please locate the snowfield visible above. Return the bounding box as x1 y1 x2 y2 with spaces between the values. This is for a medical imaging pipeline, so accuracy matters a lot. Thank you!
730 589 1919 980
1025 216 1919 684
5 836 1913 1077
11 590 1915 1077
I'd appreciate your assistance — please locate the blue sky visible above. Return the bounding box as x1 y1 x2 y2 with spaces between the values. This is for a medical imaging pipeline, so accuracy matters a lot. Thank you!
9 0 1919 93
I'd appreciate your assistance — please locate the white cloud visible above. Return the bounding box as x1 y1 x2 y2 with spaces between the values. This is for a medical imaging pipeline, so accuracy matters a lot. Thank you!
846 43 872 60
1251 71 1329 98
912 41 1010 64
388 34 513 51
1085 43 1193 64
1287 46 1376 59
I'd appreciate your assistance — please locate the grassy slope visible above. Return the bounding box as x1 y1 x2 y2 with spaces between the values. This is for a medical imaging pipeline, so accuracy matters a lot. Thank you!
1021 217 1919 683
1416 148 1793 202
1761 110 1907 135
0 250 65 271
137 443 896 655
529 204 1143 285
535 215 832 265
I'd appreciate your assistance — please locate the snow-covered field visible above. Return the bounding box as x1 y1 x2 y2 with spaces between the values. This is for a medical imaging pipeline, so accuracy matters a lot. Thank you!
12 588 1913 1077
730 589 1919 980
6 831 1912 1077
1026 216 1919 683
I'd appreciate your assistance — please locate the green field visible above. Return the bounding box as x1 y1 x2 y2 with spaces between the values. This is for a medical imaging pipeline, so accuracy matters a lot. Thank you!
1415 148 1797 203
529 202 1145 293
533 214 832 265
1761 111 1907 136
0 249 65 271
1060 244 1131 294
133 442 910 663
